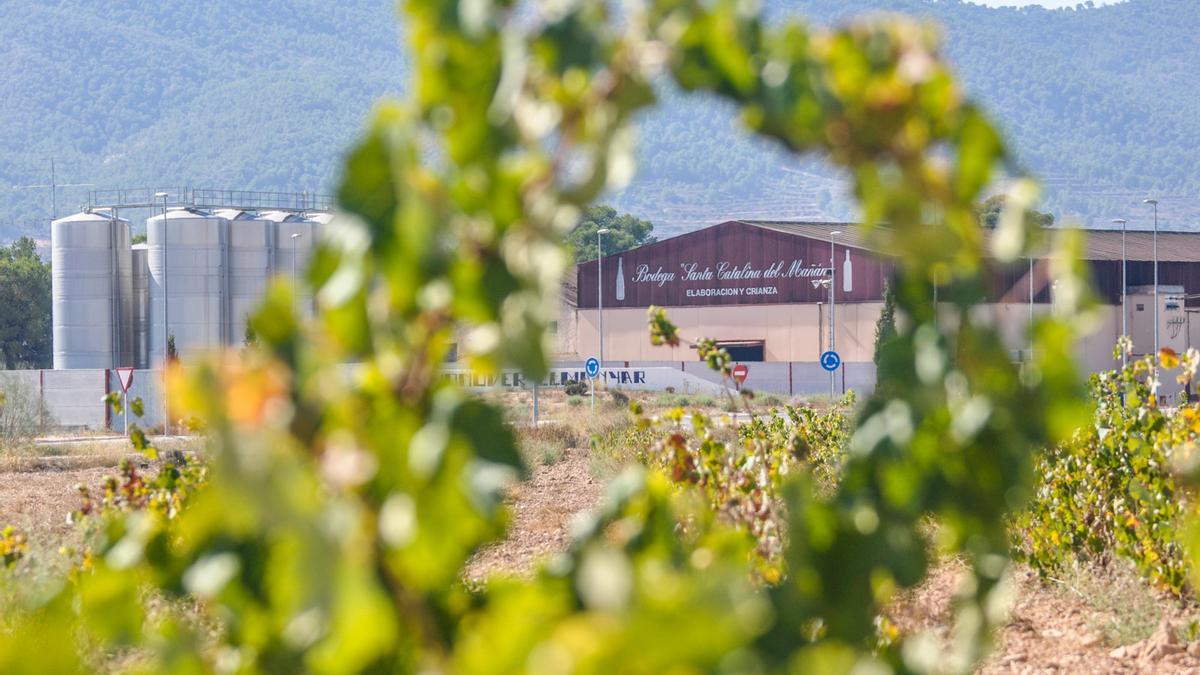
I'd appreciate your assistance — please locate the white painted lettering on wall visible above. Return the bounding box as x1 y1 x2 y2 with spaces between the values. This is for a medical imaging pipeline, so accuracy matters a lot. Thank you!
634 259 829 290
685 286 779 298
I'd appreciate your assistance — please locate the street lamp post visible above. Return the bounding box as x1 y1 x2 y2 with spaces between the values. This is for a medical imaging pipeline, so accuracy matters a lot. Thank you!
1113 218 1128 367
1029 256 1034 362
291 232 302 285
154 191 169 435
1145 199 1159 358
829 230 842 398
597 228 610 369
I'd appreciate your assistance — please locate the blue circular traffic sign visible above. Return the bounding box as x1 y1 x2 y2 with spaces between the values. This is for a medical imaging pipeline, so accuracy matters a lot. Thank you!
585 357 601 379
820 351 841 372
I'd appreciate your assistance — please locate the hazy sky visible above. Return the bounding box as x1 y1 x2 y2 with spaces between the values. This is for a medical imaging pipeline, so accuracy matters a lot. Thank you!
974 0 1123 6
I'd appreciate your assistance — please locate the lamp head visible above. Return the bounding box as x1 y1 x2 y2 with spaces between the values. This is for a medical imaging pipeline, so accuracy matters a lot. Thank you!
154 192 168 199
830 230 842 236
596 228 610 235
1144 198 1158 205
1112 218 1126 226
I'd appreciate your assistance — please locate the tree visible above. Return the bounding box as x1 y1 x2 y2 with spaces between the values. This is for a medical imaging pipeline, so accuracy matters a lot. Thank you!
873 279 898 369
977 194 1054 229
0 237 51 369
567 205 655 262
0 2 1095 672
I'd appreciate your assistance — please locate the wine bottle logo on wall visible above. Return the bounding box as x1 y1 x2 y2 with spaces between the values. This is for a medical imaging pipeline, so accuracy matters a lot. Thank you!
615 258 626 301
842 250 853 293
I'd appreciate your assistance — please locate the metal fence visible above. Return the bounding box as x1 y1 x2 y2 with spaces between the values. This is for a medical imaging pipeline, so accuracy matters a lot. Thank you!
88 187 333 213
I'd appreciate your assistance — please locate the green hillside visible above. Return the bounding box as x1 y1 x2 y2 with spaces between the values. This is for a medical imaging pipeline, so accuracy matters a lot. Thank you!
2 0 1197 239
0 0 405 237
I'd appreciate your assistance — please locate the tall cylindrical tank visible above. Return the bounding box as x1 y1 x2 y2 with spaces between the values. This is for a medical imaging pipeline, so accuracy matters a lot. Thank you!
147 208 229 365
263 211 319 318
51 210 133 369
306 211 333 225
215 209 273 345
131 244 151 368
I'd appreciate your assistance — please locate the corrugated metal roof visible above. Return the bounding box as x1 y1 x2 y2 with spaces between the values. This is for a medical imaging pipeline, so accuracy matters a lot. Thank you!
561 265 578 307
739 220 1200 263
740 221 876 252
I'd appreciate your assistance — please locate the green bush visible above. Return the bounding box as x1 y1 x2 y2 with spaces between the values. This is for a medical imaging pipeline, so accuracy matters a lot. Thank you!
1014 352 1195 595
564 379 589 396
0 0 1093 670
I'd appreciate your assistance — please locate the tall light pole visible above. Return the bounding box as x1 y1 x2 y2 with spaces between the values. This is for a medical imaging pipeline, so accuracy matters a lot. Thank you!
1144 199 1159 357
829 230 842 398
291 232 302 284
1029 256 1034 362
597 228 610 367
154 191 170 435
13 157 92 226
154 192 169 365
1113 218 1128 367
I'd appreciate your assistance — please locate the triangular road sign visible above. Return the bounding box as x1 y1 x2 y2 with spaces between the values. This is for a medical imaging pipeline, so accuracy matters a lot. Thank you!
116 367 135 392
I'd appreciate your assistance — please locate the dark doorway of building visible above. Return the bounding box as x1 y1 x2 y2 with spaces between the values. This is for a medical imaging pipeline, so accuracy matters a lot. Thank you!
715 340 765 362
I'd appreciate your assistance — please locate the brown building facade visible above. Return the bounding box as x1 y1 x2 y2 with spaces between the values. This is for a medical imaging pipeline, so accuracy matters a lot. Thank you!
563 220 1200 378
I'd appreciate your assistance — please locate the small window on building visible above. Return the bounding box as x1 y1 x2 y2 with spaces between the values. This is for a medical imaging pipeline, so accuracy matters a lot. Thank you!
1136 303 1145 312
712 340 765 362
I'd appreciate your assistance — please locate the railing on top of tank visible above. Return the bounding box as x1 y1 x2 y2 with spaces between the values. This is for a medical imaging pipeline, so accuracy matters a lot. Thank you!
88 188 333 213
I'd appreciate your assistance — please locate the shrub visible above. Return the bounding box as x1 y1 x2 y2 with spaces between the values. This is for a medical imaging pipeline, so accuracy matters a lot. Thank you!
609 389 629 407
564 379 589 396
1014 352 1196 596
567 395 583 407
0 374 53 451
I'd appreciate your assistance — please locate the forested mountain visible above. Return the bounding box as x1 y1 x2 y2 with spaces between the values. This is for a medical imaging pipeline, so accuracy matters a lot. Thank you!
2 0 1197 240
0 0 405 237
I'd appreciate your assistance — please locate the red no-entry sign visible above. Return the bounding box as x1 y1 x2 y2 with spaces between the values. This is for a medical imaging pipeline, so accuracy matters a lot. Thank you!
732 363 749 385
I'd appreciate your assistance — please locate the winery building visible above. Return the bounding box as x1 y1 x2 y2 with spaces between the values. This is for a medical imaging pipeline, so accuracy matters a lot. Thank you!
563 220 1200 385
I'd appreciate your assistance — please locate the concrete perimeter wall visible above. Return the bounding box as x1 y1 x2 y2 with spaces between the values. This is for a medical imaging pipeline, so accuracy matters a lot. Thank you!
8 360 871 432
0 368 165 431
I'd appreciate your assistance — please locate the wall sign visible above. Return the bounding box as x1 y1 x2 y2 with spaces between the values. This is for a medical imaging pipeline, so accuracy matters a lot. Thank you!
576 221 887 308
442 367 729 393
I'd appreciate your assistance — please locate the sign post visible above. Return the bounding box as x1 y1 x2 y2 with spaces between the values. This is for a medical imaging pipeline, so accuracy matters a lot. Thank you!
585 357 600 411
732 363 749 388
820 351 841 399
116 367 135 435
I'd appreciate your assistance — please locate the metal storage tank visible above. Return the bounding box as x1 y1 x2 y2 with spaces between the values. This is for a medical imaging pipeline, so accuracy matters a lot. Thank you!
51 210 134 369
131 244 151 368
263 211 318 317
147 208 229 365
215 209 273 345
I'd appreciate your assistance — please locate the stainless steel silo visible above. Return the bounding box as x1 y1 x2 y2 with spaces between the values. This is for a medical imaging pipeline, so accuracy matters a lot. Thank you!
215 209 273 345
131 244 151 368
147 208 230 365
305 211 333 225
51 210 133 369
263 211 318 318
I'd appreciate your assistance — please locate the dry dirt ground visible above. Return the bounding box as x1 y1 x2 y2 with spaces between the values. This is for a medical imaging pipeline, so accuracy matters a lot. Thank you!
466 445 605 578
7 443 1200 673
467 445 1200 673
0 464 116 549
